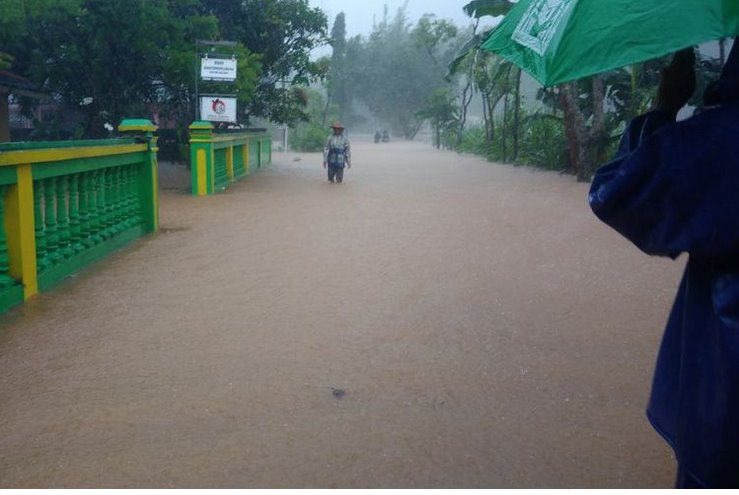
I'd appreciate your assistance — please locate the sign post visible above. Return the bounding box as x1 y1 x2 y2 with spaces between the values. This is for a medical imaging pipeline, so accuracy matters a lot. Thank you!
200 58 237 82
199 96 237 123
194 40 238 123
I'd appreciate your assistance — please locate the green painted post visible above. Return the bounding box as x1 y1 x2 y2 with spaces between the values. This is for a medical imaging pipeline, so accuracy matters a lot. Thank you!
121 166 132 228
88 170 104 246
111 167 124 235
106 168 117 236
118 167 128 228
131 165 143 227
68 174 83 253
105 169 115 239
78 173 91 248
84 171 102 247
43 177 60 263
128 165 138 228
0 186 16 289
103 168 115 238
118 119 159 234
56 175 74 258
32 181 50 271
189 121 214 196
258 137 262 166
95 169 109 240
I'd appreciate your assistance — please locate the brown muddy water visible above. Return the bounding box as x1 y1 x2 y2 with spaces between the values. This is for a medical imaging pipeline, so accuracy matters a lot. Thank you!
0 140 682 488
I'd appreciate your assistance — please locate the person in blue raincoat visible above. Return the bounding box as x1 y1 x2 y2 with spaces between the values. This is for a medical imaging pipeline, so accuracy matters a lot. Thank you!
589 43 739 488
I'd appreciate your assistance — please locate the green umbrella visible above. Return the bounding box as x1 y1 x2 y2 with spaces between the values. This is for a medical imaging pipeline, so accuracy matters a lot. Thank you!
481 0 739 86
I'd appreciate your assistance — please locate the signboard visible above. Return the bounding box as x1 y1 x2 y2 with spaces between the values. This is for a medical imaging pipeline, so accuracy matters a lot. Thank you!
200 57 237 81
200 96 237 123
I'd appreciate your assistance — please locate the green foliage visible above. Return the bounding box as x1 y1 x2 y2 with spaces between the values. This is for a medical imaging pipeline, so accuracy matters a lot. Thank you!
290 122 327 152
289 88 335 152
0 52 13 70
200 0 329 124
457 125 490 155
457 112 565 170
416 88 459 149
4 0 221 137
343 8 461 138
518 115 568 170
2 0 327 140
412 15 458 67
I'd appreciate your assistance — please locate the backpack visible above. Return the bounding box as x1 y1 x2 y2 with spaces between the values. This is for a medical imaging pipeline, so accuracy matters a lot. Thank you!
327 144 345 167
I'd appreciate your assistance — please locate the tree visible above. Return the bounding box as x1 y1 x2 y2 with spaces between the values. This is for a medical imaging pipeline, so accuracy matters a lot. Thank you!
451 0 521 156
6 0 223 137
325 13 349 124
416 88 458 149
344 7 459 139
2 0 330 140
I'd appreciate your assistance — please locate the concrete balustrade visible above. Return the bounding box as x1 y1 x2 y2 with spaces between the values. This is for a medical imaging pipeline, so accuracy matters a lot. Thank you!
0 119 159 313
189 121 272 196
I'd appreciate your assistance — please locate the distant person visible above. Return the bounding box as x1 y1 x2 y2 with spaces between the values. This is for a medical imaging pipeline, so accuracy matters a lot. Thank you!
382 129 390 142
374 129 382 143
589 44 739 488
323 121 351 184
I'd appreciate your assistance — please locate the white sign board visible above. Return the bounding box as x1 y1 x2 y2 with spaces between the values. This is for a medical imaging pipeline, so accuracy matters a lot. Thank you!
200 58 237 81
200 97 237 123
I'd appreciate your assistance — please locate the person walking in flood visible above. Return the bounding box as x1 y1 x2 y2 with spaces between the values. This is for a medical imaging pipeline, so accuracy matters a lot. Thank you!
323 121 351 183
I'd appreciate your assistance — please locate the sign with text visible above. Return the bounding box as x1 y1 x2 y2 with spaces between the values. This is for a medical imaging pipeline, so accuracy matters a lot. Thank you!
200 58 237 81
200 96 237 122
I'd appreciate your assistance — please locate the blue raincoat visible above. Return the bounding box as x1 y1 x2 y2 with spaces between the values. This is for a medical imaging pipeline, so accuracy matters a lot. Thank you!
589 46 739 488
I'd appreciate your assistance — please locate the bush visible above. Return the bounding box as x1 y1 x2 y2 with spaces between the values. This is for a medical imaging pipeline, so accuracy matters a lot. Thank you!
518 115 568 171
457 125 488 156
457 115 569 172
289 122 327 152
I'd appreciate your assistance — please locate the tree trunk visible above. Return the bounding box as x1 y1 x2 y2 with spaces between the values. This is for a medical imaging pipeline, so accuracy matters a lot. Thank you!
482 91 496 142
559 82 588 180
458 78 473 146
512 68 522 162
501 93 508 163
0 92 9 142
591 75 607 166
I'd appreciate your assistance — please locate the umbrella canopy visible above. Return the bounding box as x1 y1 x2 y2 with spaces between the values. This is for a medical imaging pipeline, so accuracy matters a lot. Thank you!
481 0 739 87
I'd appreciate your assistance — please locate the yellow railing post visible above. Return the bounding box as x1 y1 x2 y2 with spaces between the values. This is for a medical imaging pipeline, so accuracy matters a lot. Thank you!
189 121 214 196
4 164 38 299
226 144 234 182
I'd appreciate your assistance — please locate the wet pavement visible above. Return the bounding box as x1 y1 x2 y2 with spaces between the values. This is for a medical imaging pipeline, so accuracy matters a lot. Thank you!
0 139 682 487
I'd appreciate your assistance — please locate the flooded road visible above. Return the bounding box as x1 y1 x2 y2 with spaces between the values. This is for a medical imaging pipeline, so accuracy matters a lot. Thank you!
0 140 681 487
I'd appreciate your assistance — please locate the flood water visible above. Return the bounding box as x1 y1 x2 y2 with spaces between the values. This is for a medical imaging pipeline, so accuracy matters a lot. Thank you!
0 140 681 487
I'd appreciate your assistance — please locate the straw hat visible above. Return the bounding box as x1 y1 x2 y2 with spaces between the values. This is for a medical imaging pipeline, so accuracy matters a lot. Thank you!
330 121 345 129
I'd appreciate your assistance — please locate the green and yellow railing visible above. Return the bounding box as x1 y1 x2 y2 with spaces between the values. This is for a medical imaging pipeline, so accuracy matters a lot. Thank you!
189 121 272 196
0 119 159 313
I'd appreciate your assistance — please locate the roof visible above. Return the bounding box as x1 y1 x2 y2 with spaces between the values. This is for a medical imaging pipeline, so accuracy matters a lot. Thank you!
0 70 46 98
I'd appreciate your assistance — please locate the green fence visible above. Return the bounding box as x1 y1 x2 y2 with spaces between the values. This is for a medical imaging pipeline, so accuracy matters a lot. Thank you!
189 122 272 196
0 119 159 313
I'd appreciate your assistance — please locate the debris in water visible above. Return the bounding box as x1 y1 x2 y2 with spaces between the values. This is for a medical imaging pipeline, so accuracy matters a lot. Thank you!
332 388 346 399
